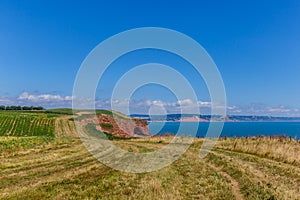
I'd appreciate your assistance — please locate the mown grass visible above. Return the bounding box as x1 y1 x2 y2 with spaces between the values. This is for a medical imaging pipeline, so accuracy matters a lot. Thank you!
1 134 299 199
0 136 53 154
0 112 300 199
0 138 236 200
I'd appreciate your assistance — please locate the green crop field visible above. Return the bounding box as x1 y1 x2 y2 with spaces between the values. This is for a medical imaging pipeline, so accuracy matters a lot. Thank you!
0 111 56 137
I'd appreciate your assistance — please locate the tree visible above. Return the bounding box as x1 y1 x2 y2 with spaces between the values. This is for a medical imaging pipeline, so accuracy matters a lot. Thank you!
22 106 31 110
2 105 44 111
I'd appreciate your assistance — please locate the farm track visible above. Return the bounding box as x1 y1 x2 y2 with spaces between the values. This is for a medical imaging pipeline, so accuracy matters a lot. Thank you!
212 148 300 199
206 162 244 200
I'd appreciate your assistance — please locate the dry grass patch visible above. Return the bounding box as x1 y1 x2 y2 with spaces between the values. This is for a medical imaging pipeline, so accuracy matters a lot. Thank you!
216 137 300 166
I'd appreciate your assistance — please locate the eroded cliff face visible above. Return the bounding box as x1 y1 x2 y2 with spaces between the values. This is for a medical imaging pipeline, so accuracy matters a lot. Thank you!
81 113 149 138
98 115 149 137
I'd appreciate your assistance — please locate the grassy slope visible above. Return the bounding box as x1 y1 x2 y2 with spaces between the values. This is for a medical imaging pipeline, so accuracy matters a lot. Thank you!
0 112 299 199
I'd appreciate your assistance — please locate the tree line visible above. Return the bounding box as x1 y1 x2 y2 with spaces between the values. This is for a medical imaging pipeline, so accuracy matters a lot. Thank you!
0 106 44 111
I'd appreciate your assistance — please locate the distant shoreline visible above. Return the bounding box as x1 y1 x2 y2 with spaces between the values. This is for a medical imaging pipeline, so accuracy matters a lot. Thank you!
131 114 300 123
148 120 300 123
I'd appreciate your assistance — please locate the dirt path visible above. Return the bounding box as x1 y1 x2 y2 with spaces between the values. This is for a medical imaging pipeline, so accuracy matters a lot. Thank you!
207 162 244 200
211 148 300 199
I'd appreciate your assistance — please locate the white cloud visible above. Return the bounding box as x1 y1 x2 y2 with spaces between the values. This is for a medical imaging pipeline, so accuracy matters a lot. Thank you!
0 96 13 104
18 92 72 102
197 101 211 106
226 104 300 117
1 92 300 116
267 105 291 113
107 99 213 114
178 99 193 106
227 106 237 110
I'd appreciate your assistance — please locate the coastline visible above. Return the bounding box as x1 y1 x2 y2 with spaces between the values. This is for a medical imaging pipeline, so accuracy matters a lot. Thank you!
148 120 300 123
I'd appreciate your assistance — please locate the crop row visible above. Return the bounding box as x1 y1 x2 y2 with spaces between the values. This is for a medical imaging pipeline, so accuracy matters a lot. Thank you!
0 114 55 137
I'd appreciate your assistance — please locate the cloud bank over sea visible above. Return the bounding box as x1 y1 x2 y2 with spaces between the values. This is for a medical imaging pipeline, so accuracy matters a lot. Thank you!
0 92 299 117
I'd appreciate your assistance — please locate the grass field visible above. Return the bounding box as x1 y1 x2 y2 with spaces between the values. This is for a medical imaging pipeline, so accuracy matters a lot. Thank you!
0 111 299 199
0 111 56 137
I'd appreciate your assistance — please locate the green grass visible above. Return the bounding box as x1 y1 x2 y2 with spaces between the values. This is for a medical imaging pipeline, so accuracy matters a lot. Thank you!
0 111 299 199
0 136 53 153
100 123 114 131
45 108 74 115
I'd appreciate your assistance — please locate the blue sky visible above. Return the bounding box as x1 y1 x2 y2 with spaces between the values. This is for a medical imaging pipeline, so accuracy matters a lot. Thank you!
0 0 300 116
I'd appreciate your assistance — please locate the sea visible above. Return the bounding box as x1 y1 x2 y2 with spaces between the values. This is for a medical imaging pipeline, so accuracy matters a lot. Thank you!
148 122 300 139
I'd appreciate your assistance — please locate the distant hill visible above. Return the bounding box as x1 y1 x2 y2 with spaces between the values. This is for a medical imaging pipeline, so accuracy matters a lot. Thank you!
130 114 300 122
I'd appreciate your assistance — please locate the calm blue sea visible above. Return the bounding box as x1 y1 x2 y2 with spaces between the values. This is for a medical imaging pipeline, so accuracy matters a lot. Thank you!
148 122 300 139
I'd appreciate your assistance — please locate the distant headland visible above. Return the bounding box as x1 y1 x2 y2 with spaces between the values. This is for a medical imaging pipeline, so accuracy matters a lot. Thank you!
130 114 300 122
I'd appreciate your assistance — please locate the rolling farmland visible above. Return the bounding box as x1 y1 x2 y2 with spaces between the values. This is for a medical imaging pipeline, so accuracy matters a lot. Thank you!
0 110 299 199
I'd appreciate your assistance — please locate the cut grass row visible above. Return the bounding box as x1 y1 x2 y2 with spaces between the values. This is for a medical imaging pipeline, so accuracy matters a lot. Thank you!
1 112 300 199
2 136 299 199
0 137 236 199
0 136 53 154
